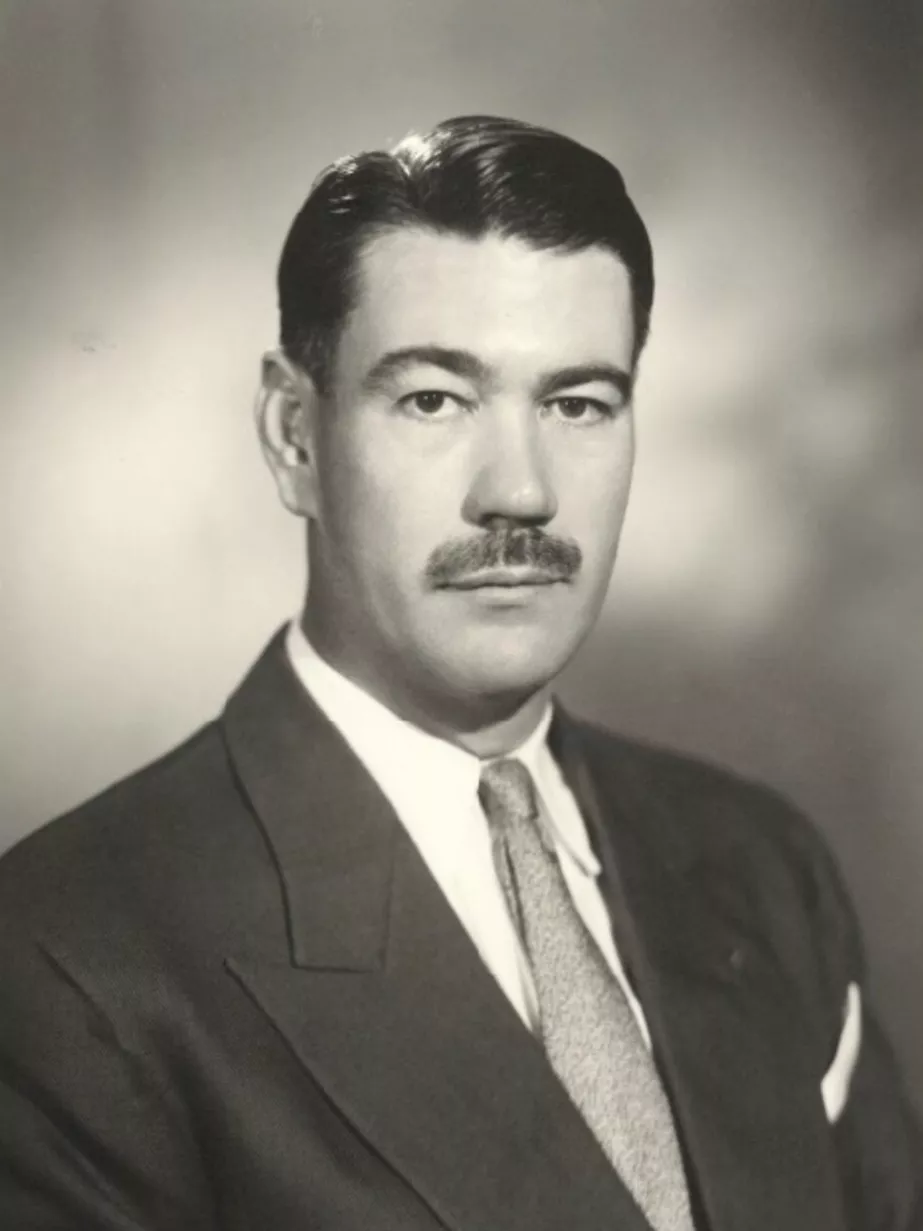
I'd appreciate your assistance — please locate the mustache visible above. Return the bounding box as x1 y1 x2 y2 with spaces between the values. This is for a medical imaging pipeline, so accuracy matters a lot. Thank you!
425 528 582 587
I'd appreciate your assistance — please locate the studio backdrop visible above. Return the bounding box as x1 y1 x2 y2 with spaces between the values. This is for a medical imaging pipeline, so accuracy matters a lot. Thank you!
3 0 922 1104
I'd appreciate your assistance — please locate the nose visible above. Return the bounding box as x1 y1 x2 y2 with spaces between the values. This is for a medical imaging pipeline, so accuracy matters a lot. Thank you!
462 406 558 528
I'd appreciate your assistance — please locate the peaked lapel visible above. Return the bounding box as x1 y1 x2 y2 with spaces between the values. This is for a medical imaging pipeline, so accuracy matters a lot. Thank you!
220 633 652 1231
552 713 848 1231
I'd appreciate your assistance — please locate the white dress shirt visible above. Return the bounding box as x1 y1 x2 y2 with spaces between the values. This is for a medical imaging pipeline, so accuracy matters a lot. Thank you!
286 621 651 1046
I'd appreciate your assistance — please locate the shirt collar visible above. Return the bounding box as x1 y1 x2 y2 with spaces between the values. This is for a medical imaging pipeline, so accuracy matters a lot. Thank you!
285 620 480 815
285 620 599 877
505 712 601 876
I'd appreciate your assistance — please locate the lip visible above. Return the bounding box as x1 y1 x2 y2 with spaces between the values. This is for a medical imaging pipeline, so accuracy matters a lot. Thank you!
444 568 568 590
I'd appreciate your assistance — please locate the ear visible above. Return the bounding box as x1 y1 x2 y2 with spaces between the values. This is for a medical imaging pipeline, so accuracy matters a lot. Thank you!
254 349 321 518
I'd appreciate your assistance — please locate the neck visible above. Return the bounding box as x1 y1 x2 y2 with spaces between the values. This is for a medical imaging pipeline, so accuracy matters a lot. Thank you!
449 691 551 759
299 611 552 760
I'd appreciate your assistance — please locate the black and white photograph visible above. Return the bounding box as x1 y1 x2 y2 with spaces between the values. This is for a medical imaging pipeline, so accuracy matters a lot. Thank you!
2 2 922 1227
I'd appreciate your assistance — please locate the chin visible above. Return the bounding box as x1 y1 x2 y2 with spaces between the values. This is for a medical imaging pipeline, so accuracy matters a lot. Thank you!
430 632 580 706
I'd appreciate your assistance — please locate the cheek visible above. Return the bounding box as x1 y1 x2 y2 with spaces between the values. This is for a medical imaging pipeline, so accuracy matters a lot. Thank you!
318 439 447 587
556 438 634 556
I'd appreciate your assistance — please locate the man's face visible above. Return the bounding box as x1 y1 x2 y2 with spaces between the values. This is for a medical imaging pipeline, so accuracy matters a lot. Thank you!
291 228 636 718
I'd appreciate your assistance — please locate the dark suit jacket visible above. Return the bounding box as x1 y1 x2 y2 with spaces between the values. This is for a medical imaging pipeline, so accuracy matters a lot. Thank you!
1 630 921 1230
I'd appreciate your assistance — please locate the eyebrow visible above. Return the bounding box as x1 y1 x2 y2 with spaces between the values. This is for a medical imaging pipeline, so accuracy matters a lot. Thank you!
533 363 632 404
360 346 633 403
360 346 492 393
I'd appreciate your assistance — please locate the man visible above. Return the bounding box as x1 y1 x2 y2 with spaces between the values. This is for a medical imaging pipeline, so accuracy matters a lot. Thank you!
0 115 919 1230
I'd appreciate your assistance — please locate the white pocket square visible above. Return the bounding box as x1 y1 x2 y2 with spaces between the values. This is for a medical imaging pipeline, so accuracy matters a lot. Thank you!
821 981 862 1123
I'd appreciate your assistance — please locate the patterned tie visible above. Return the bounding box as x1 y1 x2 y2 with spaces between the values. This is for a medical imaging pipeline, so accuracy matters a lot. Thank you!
478 758 695 1231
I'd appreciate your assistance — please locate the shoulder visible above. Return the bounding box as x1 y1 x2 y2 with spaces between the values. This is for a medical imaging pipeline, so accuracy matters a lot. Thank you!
0 721 272 967
2 722 235 885
574 716 836 873
572 717 860 968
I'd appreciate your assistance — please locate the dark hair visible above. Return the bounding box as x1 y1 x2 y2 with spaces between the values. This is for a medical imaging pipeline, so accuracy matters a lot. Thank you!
278 115 654 394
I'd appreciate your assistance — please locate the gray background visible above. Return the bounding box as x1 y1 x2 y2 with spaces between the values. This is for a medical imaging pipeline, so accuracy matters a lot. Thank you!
3 0 922 1104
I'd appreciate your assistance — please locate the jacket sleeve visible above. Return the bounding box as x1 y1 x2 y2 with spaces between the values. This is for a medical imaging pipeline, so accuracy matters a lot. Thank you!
782 803 923 1231
0 932 215 1230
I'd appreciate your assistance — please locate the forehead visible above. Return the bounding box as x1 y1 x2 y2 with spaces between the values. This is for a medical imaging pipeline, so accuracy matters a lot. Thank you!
337 227 634 379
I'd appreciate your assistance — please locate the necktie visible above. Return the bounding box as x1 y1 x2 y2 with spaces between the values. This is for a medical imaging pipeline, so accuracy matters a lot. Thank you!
478 758 694 1231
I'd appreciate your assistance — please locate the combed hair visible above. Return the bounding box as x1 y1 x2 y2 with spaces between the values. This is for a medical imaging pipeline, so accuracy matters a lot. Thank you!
278 115 654 394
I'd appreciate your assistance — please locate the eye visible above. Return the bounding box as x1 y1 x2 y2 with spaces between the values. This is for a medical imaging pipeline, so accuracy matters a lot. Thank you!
397 390 467 418
545 396 613 425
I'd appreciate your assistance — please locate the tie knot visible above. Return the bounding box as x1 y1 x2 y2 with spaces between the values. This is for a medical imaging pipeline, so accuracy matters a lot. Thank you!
478 758 539 833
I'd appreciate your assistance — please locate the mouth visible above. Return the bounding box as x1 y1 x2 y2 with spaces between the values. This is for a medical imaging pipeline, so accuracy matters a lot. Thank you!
443 568 570 591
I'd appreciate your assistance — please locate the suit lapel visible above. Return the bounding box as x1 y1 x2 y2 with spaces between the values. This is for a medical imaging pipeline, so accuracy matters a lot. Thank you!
553 713 848 1231
220 634 651 1231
